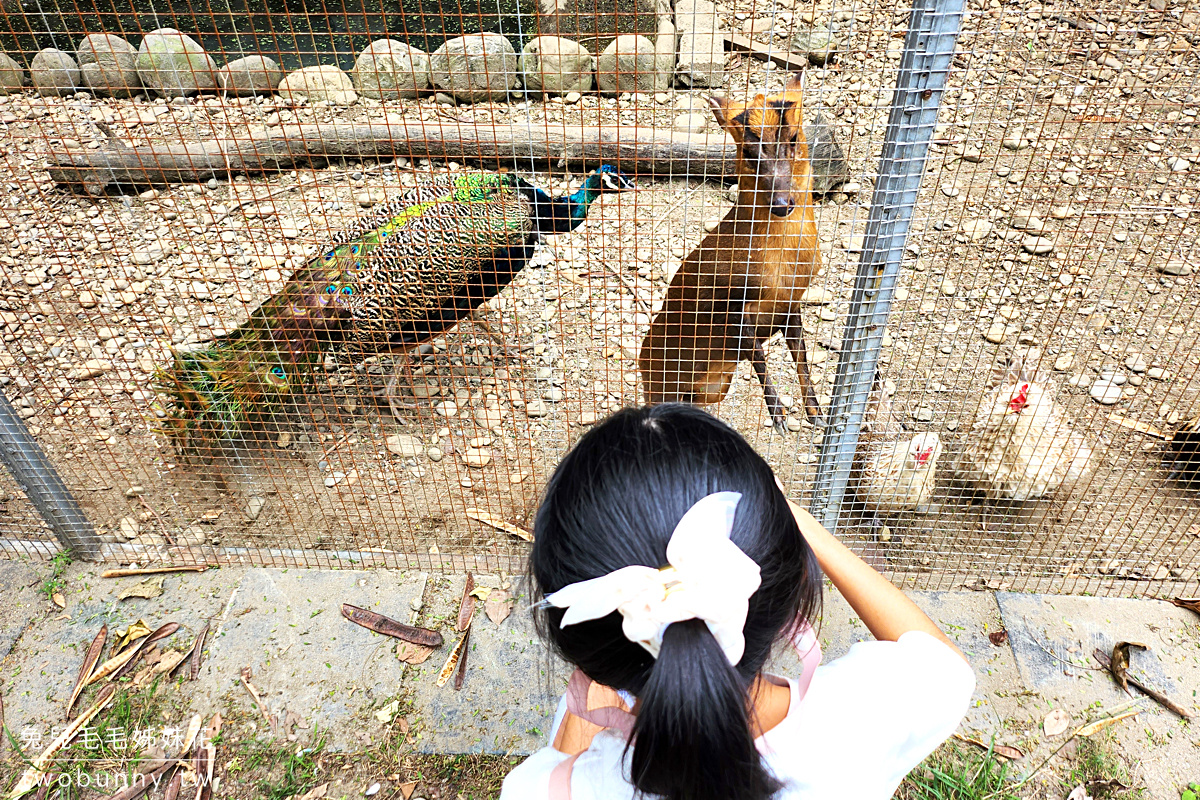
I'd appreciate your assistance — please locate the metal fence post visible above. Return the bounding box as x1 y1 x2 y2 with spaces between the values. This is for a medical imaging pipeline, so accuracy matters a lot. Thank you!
0 390 102 560
810 0 965 532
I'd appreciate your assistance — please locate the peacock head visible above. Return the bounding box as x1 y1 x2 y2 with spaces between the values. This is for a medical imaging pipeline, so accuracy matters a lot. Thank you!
587 164 636 194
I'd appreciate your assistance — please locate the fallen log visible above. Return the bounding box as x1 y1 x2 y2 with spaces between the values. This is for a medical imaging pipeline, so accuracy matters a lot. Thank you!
46 121 739 193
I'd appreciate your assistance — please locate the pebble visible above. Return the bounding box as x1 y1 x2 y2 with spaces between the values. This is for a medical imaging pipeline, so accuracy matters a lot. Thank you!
1011 209 1045 232
995 166 1012 177
1001 128 1028 150
474 408 504 428
673 112 707 132
119 516 139 540
960 220 992 240
578 410 598 426
1158 260 1192 276
1050 205 1072 220
427 446 444 462
1168 156 1190 172
939 278 956 296
913 406 934 422
433 400 458 418
245 496 266 521
386 433 424 458
73 359 111 380
462 447 492 468
276 432 293 448
564 91 581 104
1053 354 1074 372
77 291 98 308
125 485 145 498
1112 231 1128 242
1021 236 1055 255
1125 354 1147 373
525 399 550 417
703 218 721 233
785 416 803 432
535 366 554 380
1090 378 1123 405
1147 367 1169 381
940 184 959 198
960 145 982 163
983 322 1007 343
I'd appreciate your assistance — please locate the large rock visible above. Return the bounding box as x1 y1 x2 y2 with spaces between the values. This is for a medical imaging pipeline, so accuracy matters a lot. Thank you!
804 113 849 195
353 39 430 99
217 55 283 96
430 33 519 102
519 36 593 95
789 27 838 65
596 34 661 95
674 0 724 87
277 65 357 104
136 28 218 97
0 53 24 94
76 33 139 97
31 48 80 96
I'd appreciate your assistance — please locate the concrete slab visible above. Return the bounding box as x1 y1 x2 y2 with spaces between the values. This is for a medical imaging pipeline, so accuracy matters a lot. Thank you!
0 561 39 662
1 563 243 740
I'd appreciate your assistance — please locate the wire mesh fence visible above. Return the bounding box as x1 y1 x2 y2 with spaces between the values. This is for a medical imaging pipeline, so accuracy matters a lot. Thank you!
0 0 1196 597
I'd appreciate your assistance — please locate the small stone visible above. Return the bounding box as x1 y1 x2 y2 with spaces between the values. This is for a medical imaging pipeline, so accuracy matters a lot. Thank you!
578 410 598 425
217 55 282 96
1168 156 1190 172
785 416 803 432
73 359 111 380
276 432 292 448
564 91 582 103
427 446 444 462
1053 354 1074 372
1125 354 1147 373
788 27 838 65
960 220 992 240
462 448 492 468
1011 209 1045 232
1158 260 1193 276
703 218 722 233
245 496 266 521
878 525 892 542
1022 236 1055 255
940 184 960 198
119 516 140 540
1112 230 1128 242
1147 367 1169 381
1090 378 1123 405
77 291 98 308
475 408 504 428
1050 205 1072 220
960 145 982 163
525 399 550 418
278 65 357 104
939 278 956 296
434 91 456 105
125 485 145 498
434 400 458 418
913 406 934 422
1002 127 1027 150
673 112 707 132
983 322 1007 344
386 433 424 458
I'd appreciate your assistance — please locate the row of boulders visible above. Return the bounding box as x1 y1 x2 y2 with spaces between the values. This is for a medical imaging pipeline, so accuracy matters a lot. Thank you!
0 26 709 103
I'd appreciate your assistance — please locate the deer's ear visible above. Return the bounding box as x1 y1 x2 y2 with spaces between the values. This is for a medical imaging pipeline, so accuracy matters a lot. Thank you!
708 95 743 140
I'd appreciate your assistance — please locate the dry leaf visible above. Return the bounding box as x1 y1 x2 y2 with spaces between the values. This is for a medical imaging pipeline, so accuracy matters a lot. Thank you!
397 642 435 665
297 783 328 800
114 620 152 651
1074 708 1141 737
1105 413 1166 439
436 634 469 688
110 622 179 682
454 628 472 691
399 782 418 800
1043 708 1071 736
187 621 210 681
342 604 444 647
951 733 1024 760
1066 785 1092 800
1171 597 1200 616
118 576 165 601
465 507 533 542
1093 646 1192 718
240 667 270 722
51 592 66 609
456 573 476 632
67 624 106 717
987 630 1009 646
1110 641 1147 695
469 586 493 601
485 590 513 626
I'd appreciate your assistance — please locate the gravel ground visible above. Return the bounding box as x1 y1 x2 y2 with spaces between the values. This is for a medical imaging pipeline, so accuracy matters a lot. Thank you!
0 0 1196 595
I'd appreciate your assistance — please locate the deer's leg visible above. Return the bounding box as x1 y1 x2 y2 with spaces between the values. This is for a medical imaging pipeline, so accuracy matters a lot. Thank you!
784 324 822 420
751 341 789 434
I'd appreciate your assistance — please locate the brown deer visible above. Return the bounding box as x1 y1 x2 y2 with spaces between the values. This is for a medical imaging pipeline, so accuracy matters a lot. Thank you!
639 75 823 431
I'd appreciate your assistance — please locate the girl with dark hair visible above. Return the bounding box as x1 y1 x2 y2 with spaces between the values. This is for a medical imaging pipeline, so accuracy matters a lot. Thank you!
501 404 975 800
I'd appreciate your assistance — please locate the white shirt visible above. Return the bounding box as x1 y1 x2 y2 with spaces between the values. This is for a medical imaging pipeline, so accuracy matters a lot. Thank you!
500 631 976 800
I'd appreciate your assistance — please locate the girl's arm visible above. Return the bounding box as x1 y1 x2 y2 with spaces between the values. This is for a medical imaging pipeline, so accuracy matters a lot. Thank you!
787 499 967 662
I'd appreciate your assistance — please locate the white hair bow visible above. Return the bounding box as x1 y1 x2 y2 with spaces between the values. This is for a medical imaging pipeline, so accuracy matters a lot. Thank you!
544 491 761 666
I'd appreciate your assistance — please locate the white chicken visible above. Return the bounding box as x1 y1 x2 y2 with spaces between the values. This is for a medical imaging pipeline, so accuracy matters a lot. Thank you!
953 355 1094 501
851 381 943 525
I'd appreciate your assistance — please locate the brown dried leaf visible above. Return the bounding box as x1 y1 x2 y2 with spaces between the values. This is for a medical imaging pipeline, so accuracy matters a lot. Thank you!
454 628 472 691
68 624 106 718
240 667 270 722
11 684 116 797
1110 641 1147 695
485 590 513 626
117 576 165 601
436 633 469 688
51 592 66 609
397 642 435 665
987 630 1009 646
187 621 210 681
1093 646 1193 718
1074 708 1141 737
465 507 533 542
1171 596 1200 616
113 620 152 651
342 604 444 647
163 770 182 800
399 782 418 800
951 734 1024 760
110 622 179 682
1043 708 1071 736
297 783 328 800
457 573 476 632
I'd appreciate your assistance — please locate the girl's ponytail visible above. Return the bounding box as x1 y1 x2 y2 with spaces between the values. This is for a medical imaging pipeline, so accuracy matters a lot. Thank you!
630 619 780 800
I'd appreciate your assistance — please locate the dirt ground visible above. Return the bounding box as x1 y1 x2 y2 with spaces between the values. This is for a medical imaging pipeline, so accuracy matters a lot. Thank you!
0 0 1196 595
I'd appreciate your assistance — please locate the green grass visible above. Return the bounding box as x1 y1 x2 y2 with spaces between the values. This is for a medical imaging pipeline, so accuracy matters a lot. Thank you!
237 735 328 800
899 742 1020 800
39 550 72 600
1065 735 1143 799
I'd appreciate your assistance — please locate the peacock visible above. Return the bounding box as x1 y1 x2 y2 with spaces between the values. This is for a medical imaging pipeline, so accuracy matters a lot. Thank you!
159 165 635 447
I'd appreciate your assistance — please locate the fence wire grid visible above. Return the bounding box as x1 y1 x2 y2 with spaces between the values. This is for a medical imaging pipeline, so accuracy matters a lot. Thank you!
0 0 1196 598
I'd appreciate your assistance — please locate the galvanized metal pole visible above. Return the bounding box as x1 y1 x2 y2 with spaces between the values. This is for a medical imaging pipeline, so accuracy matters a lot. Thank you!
810 0 965 532
0 389 102 559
